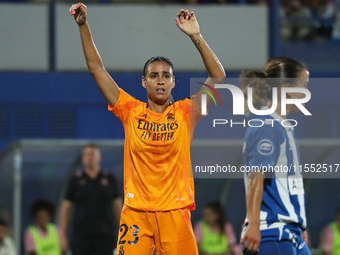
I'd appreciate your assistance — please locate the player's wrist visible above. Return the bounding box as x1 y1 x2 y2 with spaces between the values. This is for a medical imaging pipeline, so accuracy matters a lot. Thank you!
190 33 202 40
78 21 88 28
248 221 260 226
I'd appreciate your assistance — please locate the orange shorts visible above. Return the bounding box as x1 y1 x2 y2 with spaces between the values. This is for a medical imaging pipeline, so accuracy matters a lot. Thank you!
116 205 198 255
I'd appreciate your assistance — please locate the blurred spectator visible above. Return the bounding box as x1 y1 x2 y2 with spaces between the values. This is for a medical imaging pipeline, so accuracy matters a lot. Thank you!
112 0 159 3
332 0 340 41
248 0 268 4
308 0 335 39
60 144 122 255
194 201 242 255
0 219 15 255
281 0 314 40
0 208 11 237
185 0 227 4
319 208 340 255
24 199 66 255
27 0 103 3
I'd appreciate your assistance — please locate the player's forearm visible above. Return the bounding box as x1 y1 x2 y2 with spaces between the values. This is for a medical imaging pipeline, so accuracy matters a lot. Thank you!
60 213 69 234
190 34 226 80
60 201 72 234
113 198 123 225
78 22 120 106
79 22 105 73
246 173 264 226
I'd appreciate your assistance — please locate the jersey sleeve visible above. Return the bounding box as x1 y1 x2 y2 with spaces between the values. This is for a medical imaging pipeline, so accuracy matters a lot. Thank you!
244 125 283 170
320 226 334 253
108 89 142 126
7 237 16 255
64 176 77 202
224 222 236 245
24 229 36 253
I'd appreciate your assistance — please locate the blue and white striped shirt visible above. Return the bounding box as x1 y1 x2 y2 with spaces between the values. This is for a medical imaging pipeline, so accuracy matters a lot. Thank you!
243 110 307 244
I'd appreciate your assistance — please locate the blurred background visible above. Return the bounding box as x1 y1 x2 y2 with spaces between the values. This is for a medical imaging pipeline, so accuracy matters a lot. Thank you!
1 0 340 254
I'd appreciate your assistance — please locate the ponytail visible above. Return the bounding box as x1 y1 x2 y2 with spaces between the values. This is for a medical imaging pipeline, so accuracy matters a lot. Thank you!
240 57 306 116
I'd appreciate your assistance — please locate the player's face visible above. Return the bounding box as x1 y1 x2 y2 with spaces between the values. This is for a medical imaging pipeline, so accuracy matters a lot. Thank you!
142 61 175 105
203 207 219 225
289 69 310 113
35 210 51 229
82 147 101 169
0 225 6 241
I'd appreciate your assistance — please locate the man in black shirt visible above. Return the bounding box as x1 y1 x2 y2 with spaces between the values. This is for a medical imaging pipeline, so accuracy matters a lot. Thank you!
60 144 122 255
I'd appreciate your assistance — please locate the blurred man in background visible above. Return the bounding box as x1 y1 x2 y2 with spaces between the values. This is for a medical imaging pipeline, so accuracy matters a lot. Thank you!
60 144 122 255
0 219 15 255
320 208 340 255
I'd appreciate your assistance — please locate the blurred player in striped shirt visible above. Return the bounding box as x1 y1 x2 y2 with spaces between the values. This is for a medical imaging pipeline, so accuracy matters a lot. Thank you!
240 57 311 255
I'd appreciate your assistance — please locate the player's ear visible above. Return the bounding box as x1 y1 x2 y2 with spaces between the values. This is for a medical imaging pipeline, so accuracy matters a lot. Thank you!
171 76 175 89
142 76 147 89
95 148 101 161
281 83 291 98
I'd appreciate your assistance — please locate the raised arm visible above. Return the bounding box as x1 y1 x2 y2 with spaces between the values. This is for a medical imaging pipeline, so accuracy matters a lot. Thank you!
175 9 226 111
240 171 264 253
70 3 120 106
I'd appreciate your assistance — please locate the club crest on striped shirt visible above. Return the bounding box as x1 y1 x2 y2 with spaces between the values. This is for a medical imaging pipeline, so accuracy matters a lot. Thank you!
257 139 274 156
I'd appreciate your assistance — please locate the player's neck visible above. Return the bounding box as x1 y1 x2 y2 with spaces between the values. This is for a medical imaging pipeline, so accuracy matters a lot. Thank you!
268 101 290 119
37 223 48 233
208 222 220 231
148 99 170 114
84 166 100 179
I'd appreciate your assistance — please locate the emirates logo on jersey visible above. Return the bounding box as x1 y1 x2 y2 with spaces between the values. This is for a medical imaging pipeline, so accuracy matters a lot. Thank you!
137 119 179 141
167 113 175 122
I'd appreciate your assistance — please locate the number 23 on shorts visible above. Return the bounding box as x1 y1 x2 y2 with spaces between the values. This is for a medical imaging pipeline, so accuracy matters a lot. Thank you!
117 224 140 255
119 223 140 246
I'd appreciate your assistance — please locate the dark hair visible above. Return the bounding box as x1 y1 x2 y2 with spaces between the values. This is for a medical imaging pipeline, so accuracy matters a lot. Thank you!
0 219 7 227
240 57 306 115
143 56 175 104
143 56 174 77
30 199 56 219
204 201 227 235
82 144 100 152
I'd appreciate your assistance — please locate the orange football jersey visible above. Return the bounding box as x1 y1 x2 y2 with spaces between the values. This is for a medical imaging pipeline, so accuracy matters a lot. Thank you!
109 89 204 211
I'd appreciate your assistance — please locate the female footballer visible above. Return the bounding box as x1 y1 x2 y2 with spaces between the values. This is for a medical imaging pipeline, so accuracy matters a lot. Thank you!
69 3 225 255
240 57 311 255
